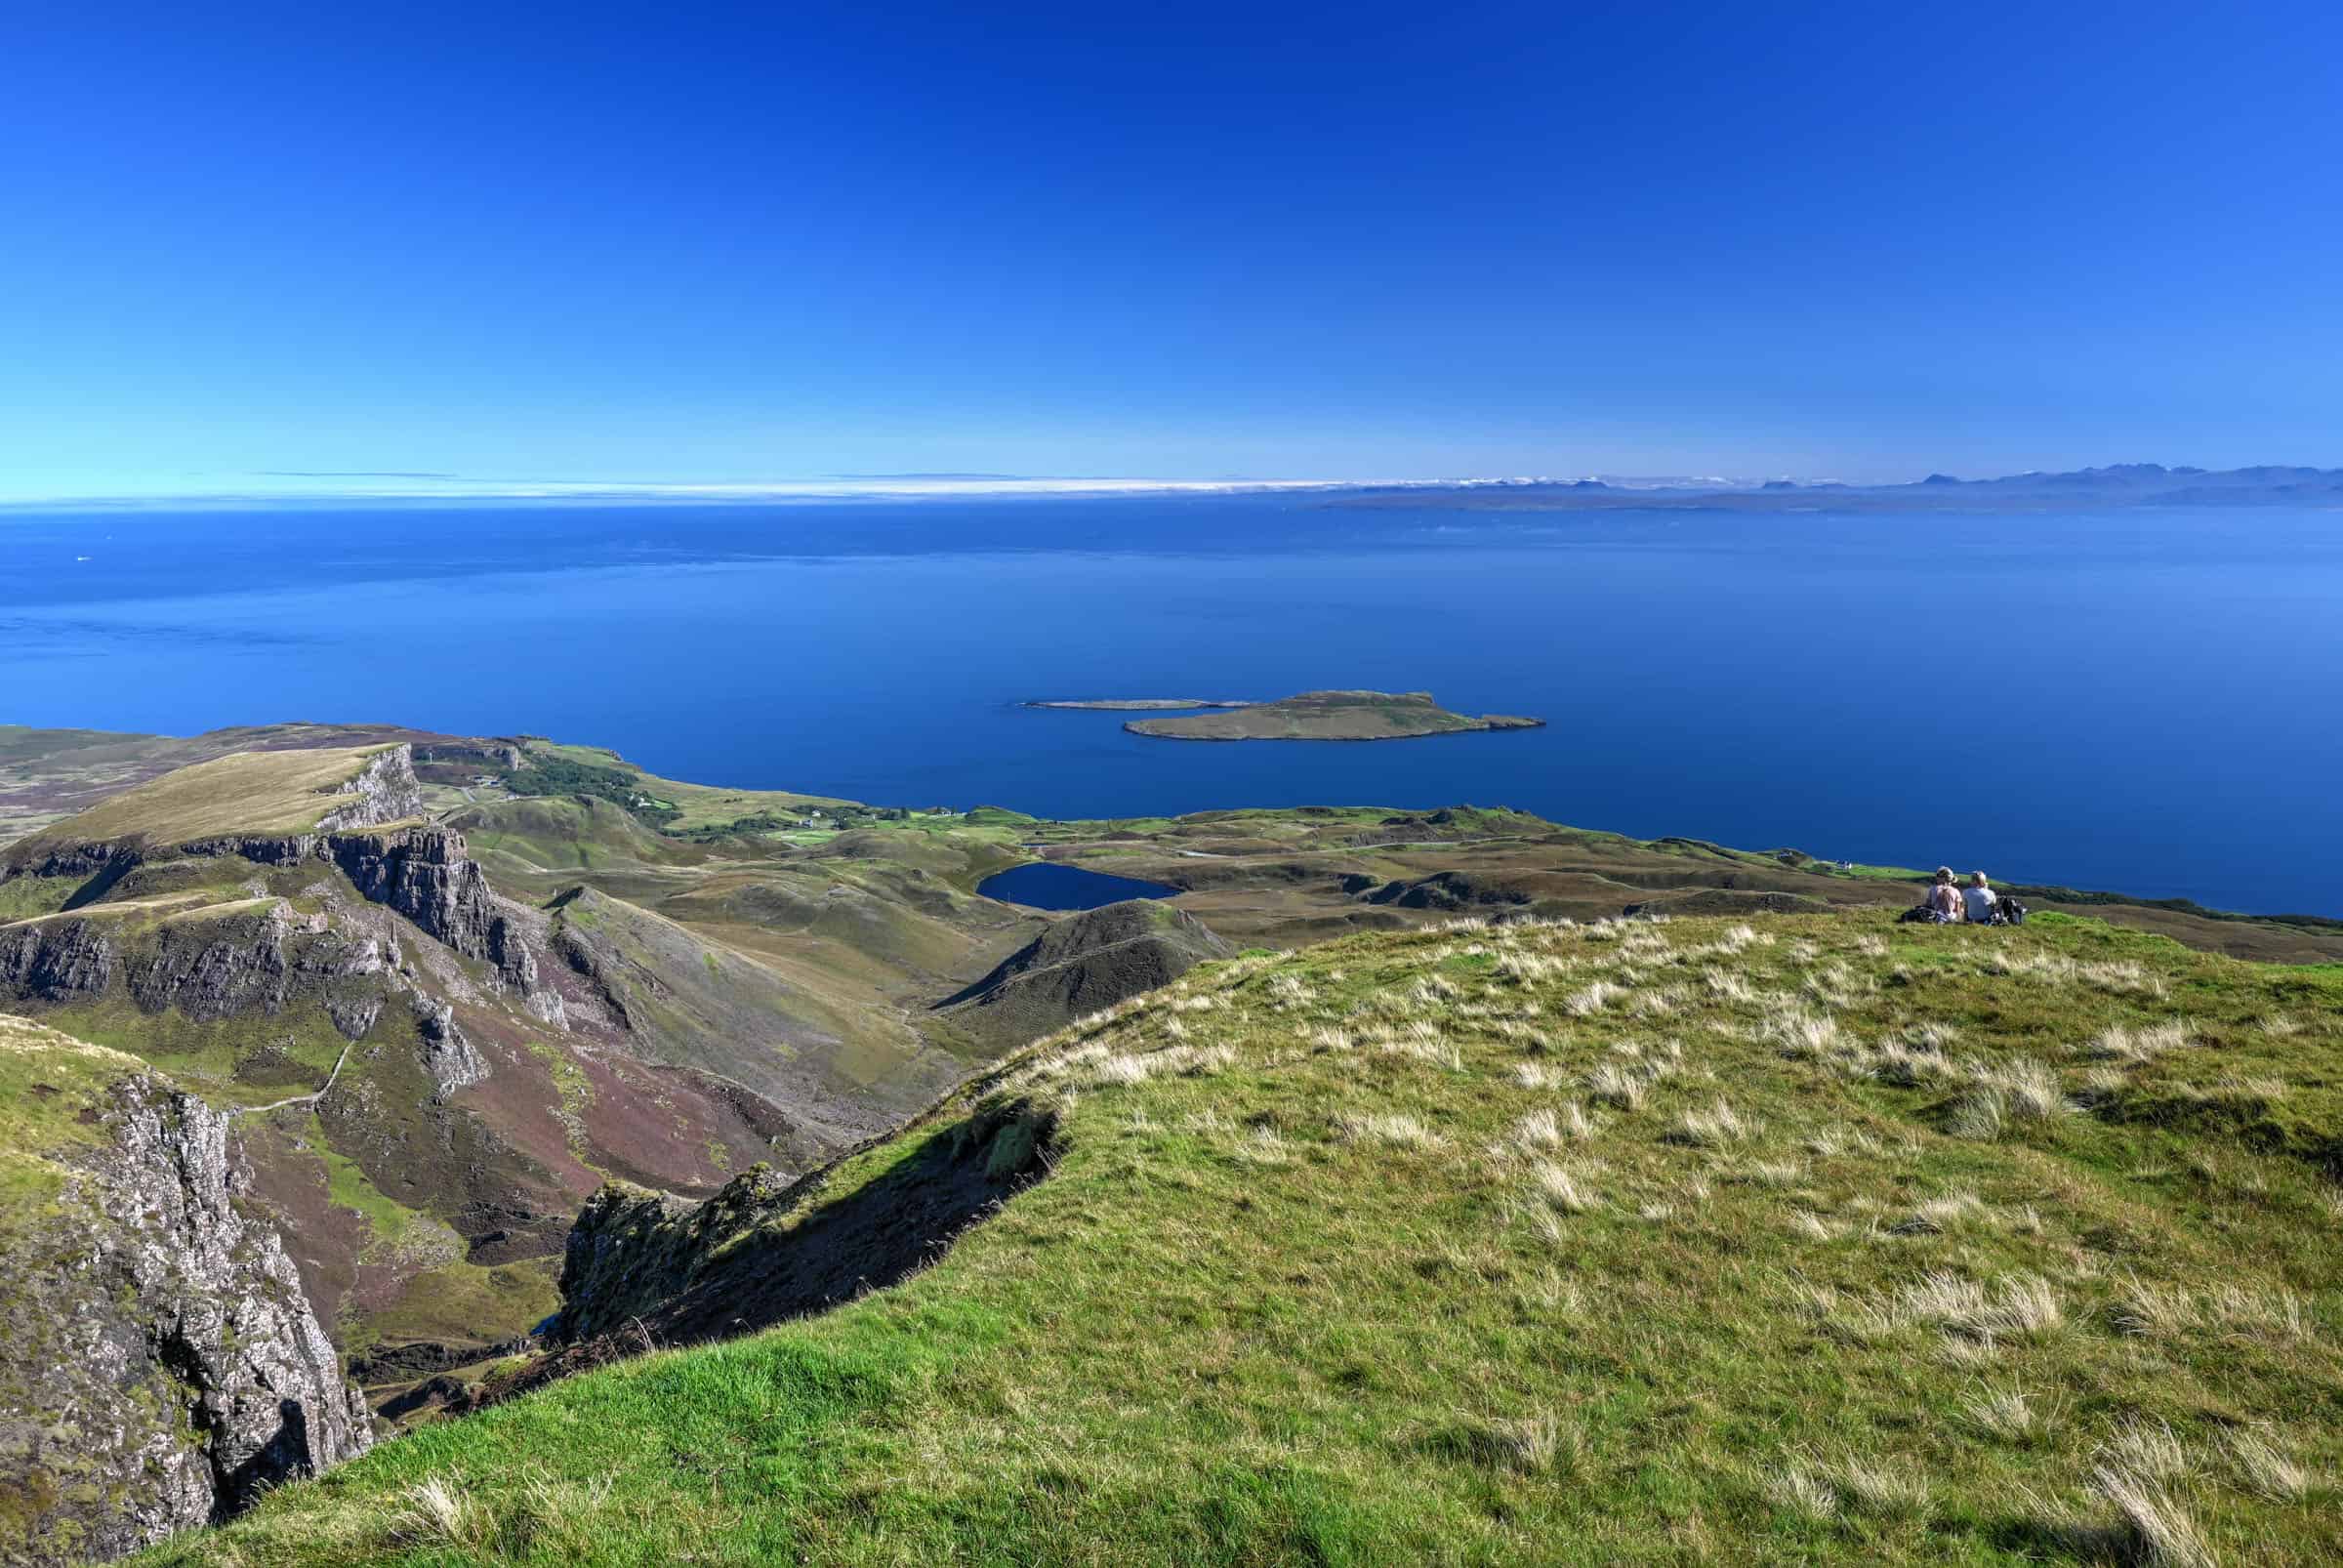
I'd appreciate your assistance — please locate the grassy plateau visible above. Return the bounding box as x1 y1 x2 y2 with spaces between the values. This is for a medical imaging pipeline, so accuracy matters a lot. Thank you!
143 909 2342 1566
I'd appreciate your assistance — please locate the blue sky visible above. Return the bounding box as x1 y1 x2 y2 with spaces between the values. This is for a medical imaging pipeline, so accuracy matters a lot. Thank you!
4 1 2340 500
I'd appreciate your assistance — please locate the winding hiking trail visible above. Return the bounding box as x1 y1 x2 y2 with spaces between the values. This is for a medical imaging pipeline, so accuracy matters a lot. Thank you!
237 1040 354 1118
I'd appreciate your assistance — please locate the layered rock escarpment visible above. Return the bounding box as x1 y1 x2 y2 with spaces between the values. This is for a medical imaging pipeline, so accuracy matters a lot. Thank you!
1 823 547 1029
0 1030 372 1565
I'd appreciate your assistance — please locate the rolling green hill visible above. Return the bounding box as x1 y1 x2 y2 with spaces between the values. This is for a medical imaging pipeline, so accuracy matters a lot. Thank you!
145 910 2343 1566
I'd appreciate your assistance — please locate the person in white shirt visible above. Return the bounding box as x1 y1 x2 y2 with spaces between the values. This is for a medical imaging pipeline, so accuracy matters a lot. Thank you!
1962 871 1998 925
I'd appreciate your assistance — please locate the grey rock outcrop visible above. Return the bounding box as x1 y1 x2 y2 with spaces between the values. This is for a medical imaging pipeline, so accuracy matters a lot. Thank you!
329 829 497 956
123 902 292 1022
326 830 541 996
313 745 426 831
412 997 490 1099
0 917 117 1001
0 1073 372 1564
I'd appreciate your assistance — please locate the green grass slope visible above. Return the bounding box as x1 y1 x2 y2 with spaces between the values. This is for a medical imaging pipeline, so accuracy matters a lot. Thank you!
549 887 968 1145
149 910 2342 1566
9 744 408 847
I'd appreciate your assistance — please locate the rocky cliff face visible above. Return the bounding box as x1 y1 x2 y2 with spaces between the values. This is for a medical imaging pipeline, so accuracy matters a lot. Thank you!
312 745 425 831
0 915 117 1000
327 829 538 994
0 1051 372 1565
411 996 490 1100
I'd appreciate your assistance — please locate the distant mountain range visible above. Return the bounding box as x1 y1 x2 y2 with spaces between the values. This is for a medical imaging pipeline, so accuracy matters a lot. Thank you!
1331 462 2343 513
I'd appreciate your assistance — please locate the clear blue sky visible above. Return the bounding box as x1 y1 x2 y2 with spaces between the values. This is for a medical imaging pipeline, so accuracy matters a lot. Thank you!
5 1 2340 499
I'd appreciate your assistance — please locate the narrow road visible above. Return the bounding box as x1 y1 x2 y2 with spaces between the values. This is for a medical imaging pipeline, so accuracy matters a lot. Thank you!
237 1041 354 1118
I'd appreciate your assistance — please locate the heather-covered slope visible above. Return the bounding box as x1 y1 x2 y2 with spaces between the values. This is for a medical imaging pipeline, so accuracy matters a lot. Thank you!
148 910 2343 1565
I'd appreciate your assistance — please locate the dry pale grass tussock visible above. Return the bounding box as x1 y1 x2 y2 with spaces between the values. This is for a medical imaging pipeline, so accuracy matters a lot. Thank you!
1509 1103 1594 1150
1801 1125 1885 1160
1583 1060 1649 1111
1788 1211 1841 1241
1529 1160 1601 1216
1809 1272 2066 1345
1761 1006 1845 1060
1889 1190 1991 1236
1334 1111 1447 1150
2223 1427 2310 1501
2080 1018 2191 1064
1372 1024 1462 1072
1663 1097 1751 1148
1404 974 1459 1010
1988 948 2170 1000
1085 1039 1240 1089
1266 972 1317 1009
1763 1465 1839 1520
1761 1448 1933 1522
1563 979 1628 1016
1511 1061 1560 1092
1870 1040 1953 1087
1897 1271 2065 1341
393 1477 473 1547
2109 1277 2311 1342
1492 1016 1549 1052
1217 953 1277 984
1741 1158 1805 1188
1944 1087 2009 1141
1701 967 1756 1004
1825 1455 1930 1517
1629 985 1687 1018
1231 1126 1294 1165
2098 1420 2190 1483
1497 950 1568 985
1959 1387 2048 1445
1976 1057 2067 1121
1177 1045 1239 1076
2076 1463 2219 1568
1803 962 1871 1009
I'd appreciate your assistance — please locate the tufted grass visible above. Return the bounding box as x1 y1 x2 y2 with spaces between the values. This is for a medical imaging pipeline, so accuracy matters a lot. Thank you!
143 911 2343 1566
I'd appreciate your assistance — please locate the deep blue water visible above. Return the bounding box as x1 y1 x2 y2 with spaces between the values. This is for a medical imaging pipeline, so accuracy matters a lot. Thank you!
3 496 2338 915
977 862 1180 911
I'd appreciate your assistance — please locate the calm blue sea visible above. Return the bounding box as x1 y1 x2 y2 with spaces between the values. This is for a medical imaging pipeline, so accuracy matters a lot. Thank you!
3 496 2338 915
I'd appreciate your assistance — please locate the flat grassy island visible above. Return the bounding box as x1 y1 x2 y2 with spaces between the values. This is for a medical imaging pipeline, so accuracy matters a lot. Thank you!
1127 688 1544 741
1025 699 1255 712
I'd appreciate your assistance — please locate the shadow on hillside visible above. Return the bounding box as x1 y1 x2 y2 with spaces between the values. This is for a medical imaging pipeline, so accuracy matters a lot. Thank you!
463 1101 1058 1412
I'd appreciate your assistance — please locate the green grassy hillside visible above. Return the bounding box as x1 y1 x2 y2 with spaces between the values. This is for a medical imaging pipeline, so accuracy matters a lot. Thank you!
147 910 2343 1566
10 744 410 846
